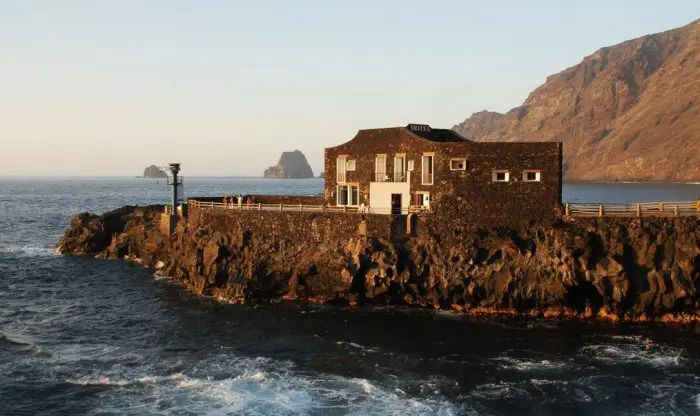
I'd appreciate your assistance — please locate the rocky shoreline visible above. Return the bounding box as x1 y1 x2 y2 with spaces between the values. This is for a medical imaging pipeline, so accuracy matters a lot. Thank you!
57 205 700 325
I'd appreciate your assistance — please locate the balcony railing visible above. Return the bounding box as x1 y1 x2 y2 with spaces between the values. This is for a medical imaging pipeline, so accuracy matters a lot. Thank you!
372 173 407 182
393 172 407 182
374 173 388 182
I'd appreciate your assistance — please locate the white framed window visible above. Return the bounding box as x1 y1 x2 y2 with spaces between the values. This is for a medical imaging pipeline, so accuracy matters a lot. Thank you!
346 159 356 171
523 170 541 182
450 158 467 171
336 157 347 183
407 160 415 171
393 155 406 182
492 170 510 182
375 155 387 182
336 185 359 206
422 154 434 185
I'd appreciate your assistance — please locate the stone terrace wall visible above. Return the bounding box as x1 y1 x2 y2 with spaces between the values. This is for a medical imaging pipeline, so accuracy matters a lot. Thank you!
189 206 395 241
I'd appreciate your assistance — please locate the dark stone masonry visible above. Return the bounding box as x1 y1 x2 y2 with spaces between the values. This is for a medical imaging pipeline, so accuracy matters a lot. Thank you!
324 124 562 225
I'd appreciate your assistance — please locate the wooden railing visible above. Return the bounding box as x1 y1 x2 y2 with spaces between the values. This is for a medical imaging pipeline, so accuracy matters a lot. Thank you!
565 200 700 218
187 199 432 215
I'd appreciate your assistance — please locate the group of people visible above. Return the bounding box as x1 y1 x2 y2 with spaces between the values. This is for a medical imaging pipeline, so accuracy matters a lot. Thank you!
223 194 253 208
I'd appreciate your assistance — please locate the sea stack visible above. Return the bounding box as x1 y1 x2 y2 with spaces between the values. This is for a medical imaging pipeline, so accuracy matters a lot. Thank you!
264 150 314 178
142 165 167 179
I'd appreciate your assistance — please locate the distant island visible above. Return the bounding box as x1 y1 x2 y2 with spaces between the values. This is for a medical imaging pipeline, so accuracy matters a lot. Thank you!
142 165 167 179
263 150 314 179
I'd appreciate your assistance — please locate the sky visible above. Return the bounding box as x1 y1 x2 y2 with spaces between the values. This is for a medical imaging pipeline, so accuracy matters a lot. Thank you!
1 1 698 177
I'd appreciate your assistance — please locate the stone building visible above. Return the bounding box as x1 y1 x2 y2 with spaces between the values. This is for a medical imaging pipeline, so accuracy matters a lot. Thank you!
324 123 562 223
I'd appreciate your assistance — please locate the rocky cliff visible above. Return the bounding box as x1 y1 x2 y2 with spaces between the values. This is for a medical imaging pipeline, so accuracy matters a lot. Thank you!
57 206 700 324
263 150 314 178
453 19 700 182
142 165 167 179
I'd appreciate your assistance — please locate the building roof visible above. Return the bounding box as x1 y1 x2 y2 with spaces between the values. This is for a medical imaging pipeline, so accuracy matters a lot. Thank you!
404 124 469 143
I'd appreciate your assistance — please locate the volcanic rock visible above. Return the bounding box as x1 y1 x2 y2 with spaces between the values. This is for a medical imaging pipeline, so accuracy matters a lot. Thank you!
142 165 167 179
264 150 314 178
453 19 700 182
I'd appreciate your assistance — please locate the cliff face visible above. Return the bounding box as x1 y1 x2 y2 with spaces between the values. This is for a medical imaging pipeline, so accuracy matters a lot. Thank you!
142 165 167 179
264 150 314 178
57 206 700 324
453 19 700 181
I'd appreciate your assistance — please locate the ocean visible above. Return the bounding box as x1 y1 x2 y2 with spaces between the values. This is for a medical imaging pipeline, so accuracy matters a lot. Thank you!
1 178 699 415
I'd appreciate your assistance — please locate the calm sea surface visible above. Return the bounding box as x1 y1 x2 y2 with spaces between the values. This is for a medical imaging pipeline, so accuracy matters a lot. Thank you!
1 178 699 415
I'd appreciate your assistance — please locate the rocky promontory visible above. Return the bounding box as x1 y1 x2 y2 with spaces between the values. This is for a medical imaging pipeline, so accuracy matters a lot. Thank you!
263 150 314 178
57 204 700 325
142 165 167 179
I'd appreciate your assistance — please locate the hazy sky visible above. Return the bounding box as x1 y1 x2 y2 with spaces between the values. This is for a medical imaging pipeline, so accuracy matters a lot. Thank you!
1 1 698 176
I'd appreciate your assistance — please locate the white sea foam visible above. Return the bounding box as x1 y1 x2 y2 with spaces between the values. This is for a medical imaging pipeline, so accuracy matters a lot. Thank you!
336 341 379 354
82 355 464 415
579 341 685 368
470 381 531 400
0 244 55 258
491 356 569 371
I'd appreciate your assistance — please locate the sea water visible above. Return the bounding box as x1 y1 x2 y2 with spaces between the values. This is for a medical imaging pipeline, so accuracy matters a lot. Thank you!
1 178 699 415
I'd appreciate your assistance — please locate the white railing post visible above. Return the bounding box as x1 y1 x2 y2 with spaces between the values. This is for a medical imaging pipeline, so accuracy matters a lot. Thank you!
636 204 641 218
565 203 570 217
598 204 604 218
258 203 262 211
299 203 303 212
674 205 679 217
280 203 283 212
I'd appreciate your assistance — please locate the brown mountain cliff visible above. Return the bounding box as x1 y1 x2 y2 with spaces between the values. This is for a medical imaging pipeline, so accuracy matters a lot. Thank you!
454 19 700 181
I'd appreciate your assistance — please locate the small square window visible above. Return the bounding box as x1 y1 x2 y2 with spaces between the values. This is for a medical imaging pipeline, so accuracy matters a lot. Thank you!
407 160 415 171
523 170 541 182
346 160 356 171
492 170 509 182
450 158 467 171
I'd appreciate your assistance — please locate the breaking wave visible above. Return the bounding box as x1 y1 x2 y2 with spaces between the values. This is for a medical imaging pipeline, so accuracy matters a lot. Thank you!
64 356 463 416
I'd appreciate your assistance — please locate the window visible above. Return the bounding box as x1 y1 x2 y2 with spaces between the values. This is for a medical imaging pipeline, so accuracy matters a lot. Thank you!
346 159 356 171
523 170 541 182
394 155 406 182
407 160 415 171
336 157 347 183
375 155 387 182
422 154 434 185
450 158 467 171
492 170 510 182
336 185 359 206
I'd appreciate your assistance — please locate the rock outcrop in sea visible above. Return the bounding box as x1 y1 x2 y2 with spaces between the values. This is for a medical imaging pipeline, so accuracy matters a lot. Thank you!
142 165 167 179
263 150 314 178
56 204 700 324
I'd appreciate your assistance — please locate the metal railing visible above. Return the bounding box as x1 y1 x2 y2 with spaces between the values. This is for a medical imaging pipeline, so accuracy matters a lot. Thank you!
374 173 388 182
394 172 407 182
565 200 700 218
